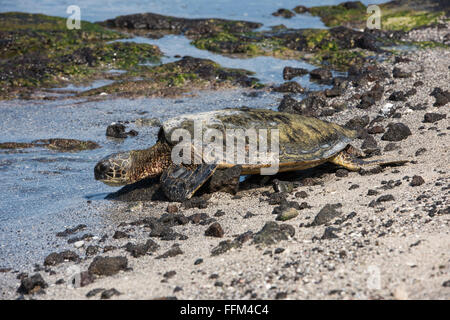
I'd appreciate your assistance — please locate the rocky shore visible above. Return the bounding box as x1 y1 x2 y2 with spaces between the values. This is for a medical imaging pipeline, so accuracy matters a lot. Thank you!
0 0 449 300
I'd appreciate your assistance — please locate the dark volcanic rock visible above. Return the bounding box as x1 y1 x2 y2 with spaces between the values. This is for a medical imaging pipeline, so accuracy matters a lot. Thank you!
106 123 127 138
31 139 100 152
17 273 48 295
125 240 160 258
188 213 210 224
86 245 100 256
102 12 262 36
278 95 300 112
392 67 411 78
205 166 241 194
410 175 425 187
156 245 184 259
381 123 411 141
358 83 384 109
205 223 224 238
309 68 332 84
367 125 385 134
44 251 80 266
113 231 129 239
345 115 370 130
86 288 105 298
279 94 326 117
321 227 340 240
311 204 342 226
56 224 87 237
423 113 446 123
283 66 309 80
377 194 395 203
88 256 128 276
430 88 450 107
388 91 407 102
211 240 241 256
273 81 305 93
293 5 308 13
361 135 378 149
78 271 95 287
253 222 293 246
272 9 295 18
101 288 121 299
106 123 137 139
183 196 209 209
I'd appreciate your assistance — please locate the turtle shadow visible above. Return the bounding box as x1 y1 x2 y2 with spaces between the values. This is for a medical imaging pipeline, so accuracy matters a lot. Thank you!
105 177 167 202
105 163 340 202
239 162 340 191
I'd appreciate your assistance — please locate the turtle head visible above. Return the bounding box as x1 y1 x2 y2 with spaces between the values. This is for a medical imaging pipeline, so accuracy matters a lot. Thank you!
94 151 133 186
94 142 173 186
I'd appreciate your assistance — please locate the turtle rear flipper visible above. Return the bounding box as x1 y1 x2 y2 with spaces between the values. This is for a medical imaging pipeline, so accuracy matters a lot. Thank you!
330 150 408 172
160 164 218 202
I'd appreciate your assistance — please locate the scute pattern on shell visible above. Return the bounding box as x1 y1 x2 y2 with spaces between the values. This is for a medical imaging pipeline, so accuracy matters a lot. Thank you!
161 108 357 164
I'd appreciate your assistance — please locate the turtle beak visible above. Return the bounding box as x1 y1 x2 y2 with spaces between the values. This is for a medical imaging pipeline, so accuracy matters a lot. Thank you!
94 152 132 186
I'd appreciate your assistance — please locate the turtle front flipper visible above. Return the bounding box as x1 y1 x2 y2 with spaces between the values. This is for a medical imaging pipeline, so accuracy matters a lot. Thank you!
329 148 408 172
160 164 218 202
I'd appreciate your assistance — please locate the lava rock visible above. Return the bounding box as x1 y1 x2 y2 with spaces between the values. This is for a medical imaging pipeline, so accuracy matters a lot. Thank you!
345 115 370 130
106 123 127 138
273 81 305 93
430 88 450 107
272 8 295 18
310 68 333 84
101 288 121 299
85 245 100 256
56 224 87 237
311 203 342 226
167 204 178 213
88 256 128 276
393 67 411 78
423 113 446 123
44 251 79 266
206 165 241 194
205 223 224 238
335 169 349 177
86 288 105 298
276 207 299 221
410 175 425 187
156 245 183 259
293 5 308 13
388 91 407 102
253 222 293 246
381 123 411 141
361 135 378 149
17 273 48 295
283 66 308 80
113 231 129 239
125 239 160 258
321 227 340 240
367 125 385 134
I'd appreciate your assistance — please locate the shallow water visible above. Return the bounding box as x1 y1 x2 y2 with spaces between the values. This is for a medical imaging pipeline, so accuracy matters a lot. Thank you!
1 0 385 26
0 0 389 269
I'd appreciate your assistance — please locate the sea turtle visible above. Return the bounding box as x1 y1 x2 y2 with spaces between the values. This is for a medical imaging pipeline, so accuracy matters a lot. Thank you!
95 108 403 201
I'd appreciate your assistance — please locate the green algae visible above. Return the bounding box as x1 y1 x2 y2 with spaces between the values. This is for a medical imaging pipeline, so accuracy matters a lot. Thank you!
0 12 162 99
309 2 367 28
79 57 261 98
308 1 446 31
